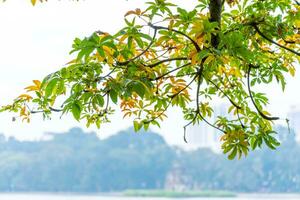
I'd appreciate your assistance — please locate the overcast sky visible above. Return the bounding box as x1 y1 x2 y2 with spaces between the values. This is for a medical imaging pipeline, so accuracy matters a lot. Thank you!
0 0 299 146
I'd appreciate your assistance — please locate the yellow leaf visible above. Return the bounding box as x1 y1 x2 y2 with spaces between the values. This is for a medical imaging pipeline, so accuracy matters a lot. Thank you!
26 86 40 92
18 94 33 101
262 110 271 116
218 66 226 75
135 8 141 15
20 106 26 116
234 69 242 78
94 52 105 62
204 55 214 65
117 54 125 62
33 80 41 88
295 20 300 29
124 10 136 17
220 134 227 141
22 117 30 123
289 66 296 77
189 51 198 65
103 46 114 55
168 20 174 29
66 59 77 65
124 8 142 17
119 34 128 44
24 80 41 92
31 0 37 6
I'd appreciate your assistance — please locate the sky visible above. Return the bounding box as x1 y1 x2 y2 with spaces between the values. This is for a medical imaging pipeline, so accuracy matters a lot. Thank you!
0 0 299 147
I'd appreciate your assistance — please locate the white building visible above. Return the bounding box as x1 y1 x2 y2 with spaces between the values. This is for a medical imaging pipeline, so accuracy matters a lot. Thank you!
186 104 229 152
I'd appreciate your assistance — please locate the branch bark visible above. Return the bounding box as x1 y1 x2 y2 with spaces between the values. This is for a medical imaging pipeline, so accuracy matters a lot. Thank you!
209 0 222 48
148 23 201 52
247 65 280 121
253 24 300 56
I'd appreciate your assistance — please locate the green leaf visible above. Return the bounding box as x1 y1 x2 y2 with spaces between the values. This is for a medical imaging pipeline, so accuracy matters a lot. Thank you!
133 121 142 132
223 145 233 154
60 67 69 79
110 90 118 104
81 92 93 103
228 147 238 160
132 82 146 98
97 47 105 57
72 101 82 121
263 137 276 150
197 49 209 60
249 136 257 150
45 78 59 98
95 94 105 107
139 33 152 41
144 121 150 131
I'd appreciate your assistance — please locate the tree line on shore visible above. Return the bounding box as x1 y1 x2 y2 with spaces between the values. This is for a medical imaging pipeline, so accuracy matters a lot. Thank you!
0 126 299 192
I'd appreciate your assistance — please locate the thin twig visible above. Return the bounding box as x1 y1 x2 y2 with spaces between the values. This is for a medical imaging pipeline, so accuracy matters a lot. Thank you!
253 24 300 56
237 109 246 129
117 29 158 66
148 74 198 123
247 64 279 121
151 62 191 81
146 57 188 68
207 79 241 109
196 71 226 133
148 23 201 52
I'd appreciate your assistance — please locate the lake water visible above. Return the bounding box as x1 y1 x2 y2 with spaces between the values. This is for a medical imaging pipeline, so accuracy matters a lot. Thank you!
0 194 300 200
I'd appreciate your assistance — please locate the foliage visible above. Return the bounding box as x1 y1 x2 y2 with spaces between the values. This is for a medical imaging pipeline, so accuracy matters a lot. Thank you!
1 0 300 159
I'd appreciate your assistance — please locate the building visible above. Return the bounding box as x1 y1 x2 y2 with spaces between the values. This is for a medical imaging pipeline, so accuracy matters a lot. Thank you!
186 104 229 152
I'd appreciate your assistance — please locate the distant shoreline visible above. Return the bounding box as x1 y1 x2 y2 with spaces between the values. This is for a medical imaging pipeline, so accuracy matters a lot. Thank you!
122 189 236 198
238 193 300 198
1 192 300 198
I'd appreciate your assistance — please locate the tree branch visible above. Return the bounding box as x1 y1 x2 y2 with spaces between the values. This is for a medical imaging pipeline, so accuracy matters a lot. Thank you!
207 79 242 109
253 24 300 56
146 57 188 68
183 113 198 143
117 29 158 66
183 60 226 143
28 105 63 114
148 23 201 52
49 106 63 112
209 0 222 48
237 109 246 129
148 74 198 123
247 64 279 121
196 75 226 133
94 66 118 82
150 62 191 81
208 78 246 129
196 63 225 133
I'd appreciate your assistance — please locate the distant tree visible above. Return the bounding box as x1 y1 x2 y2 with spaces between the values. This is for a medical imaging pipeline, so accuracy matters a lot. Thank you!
0 128 175 192
1 0 299 159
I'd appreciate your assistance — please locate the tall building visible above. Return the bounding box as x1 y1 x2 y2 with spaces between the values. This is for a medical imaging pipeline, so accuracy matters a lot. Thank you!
186 103 229 152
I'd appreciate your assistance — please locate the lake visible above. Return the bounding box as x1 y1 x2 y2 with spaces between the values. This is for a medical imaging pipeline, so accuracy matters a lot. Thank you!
0 194 300 200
